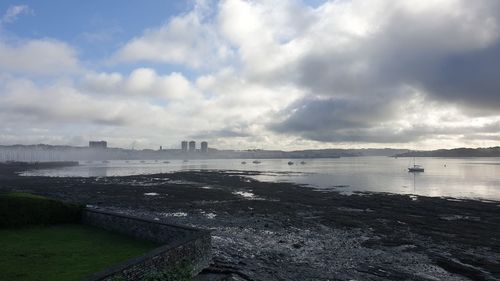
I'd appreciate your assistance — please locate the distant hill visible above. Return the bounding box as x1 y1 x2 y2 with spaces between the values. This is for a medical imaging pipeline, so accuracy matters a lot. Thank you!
224 148 410 158
340 148 410 157
395 147 500 157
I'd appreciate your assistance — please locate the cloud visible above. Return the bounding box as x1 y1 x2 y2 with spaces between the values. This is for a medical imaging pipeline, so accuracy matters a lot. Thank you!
112 2 232 68
109 0 500 146
80 26 123 44
240 0 500 143
0 78 135 126
0 68 299 148
1 5 32 24
422 42 500 111
0 76 193 147
271 88 500 144
190 129 250 139
218 0 314 83
249 0 500 98
0 39 80 75
270 96 404 143
82 68 200 100
2 0 500 149
216 0 500 100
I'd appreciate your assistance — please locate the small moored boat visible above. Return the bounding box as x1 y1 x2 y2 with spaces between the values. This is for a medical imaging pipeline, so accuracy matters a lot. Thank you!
408 164 424 172
408 157 424 172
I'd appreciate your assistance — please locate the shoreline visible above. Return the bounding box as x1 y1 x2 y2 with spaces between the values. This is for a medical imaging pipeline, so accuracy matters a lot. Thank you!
1 164 499 280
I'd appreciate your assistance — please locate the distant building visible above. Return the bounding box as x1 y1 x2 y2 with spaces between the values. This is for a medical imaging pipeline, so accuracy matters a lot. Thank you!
201 141 208 153
181 141 188 152
189 141 196 152
89 141 107 149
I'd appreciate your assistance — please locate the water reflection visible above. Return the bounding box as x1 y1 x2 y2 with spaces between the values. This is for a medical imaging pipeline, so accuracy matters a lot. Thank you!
20 157 500 201
411 172 418 194
88 166 108 177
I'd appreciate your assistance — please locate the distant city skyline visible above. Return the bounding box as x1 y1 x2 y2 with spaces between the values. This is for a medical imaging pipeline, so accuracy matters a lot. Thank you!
1 1 500 150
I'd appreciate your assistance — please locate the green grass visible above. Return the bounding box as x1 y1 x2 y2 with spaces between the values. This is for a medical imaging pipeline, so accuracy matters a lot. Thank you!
0 224 158 281
5 192 47 199
0 192 84 227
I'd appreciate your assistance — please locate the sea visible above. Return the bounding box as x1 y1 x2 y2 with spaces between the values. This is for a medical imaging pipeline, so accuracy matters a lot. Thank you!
21 157 500 201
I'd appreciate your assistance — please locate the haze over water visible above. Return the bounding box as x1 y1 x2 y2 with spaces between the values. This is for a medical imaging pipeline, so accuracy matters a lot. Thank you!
22 157 500 201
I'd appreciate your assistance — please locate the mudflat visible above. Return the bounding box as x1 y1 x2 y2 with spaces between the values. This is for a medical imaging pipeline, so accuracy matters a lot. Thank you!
1 163 499 280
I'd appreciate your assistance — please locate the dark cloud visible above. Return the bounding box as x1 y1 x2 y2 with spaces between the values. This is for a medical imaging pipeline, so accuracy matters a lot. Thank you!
267 1 500 144
269 97 410 143
423 42 500 111
285 0 500 113
270 96 500 143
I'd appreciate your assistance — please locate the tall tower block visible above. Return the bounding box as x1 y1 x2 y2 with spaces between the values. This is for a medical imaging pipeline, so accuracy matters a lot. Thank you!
188 141 196 152
201 141 208 153
181 141 188 152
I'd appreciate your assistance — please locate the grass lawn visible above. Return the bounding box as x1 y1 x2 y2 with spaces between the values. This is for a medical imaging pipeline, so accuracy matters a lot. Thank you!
0 224 158 281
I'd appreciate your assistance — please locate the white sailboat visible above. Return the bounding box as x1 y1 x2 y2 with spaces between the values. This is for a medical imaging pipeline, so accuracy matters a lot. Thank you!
408 156 424 172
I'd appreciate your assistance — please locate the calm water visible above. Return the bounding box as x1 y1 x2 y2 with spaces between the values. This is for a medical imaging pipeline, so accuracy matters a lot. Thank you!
21 157 500 201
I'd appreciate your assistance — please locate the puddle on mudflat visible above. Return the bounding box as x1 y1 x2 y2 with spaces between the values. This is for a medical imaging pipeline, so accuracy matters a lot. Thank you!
144 192 159 196
162 212 188 217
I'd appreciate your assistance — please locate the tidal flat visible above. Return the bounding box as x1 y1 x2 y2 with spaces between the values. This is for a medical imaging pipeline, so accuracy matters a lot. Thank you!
1 164 499 281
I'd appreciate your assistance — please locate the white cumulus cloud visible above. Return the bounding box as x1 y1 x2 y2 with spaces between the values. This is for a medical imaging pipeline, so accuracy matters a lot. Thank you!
0 39 80 75
113 2 232 68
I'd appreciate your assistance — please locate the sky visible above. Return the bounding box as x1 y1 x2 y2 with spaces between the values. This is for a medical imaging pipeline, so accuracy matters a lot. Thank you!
1 0 500 150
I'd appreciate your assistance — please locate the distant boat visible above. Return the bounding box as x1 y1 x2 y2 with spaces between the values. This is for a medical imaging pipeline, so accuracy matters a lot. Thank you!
288 161 294 165
300 161 306 165
102 160 109 164
241 161 247 164
140 160 146 163
163 161 170 164
408 157 424 172
183 159 189 163
252 160 261 164
408 165 424 172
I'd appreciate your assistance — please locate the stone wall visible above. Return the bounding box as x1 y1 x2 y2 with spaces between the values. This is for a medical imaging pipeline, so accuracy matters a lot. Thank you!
81 209 211 281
